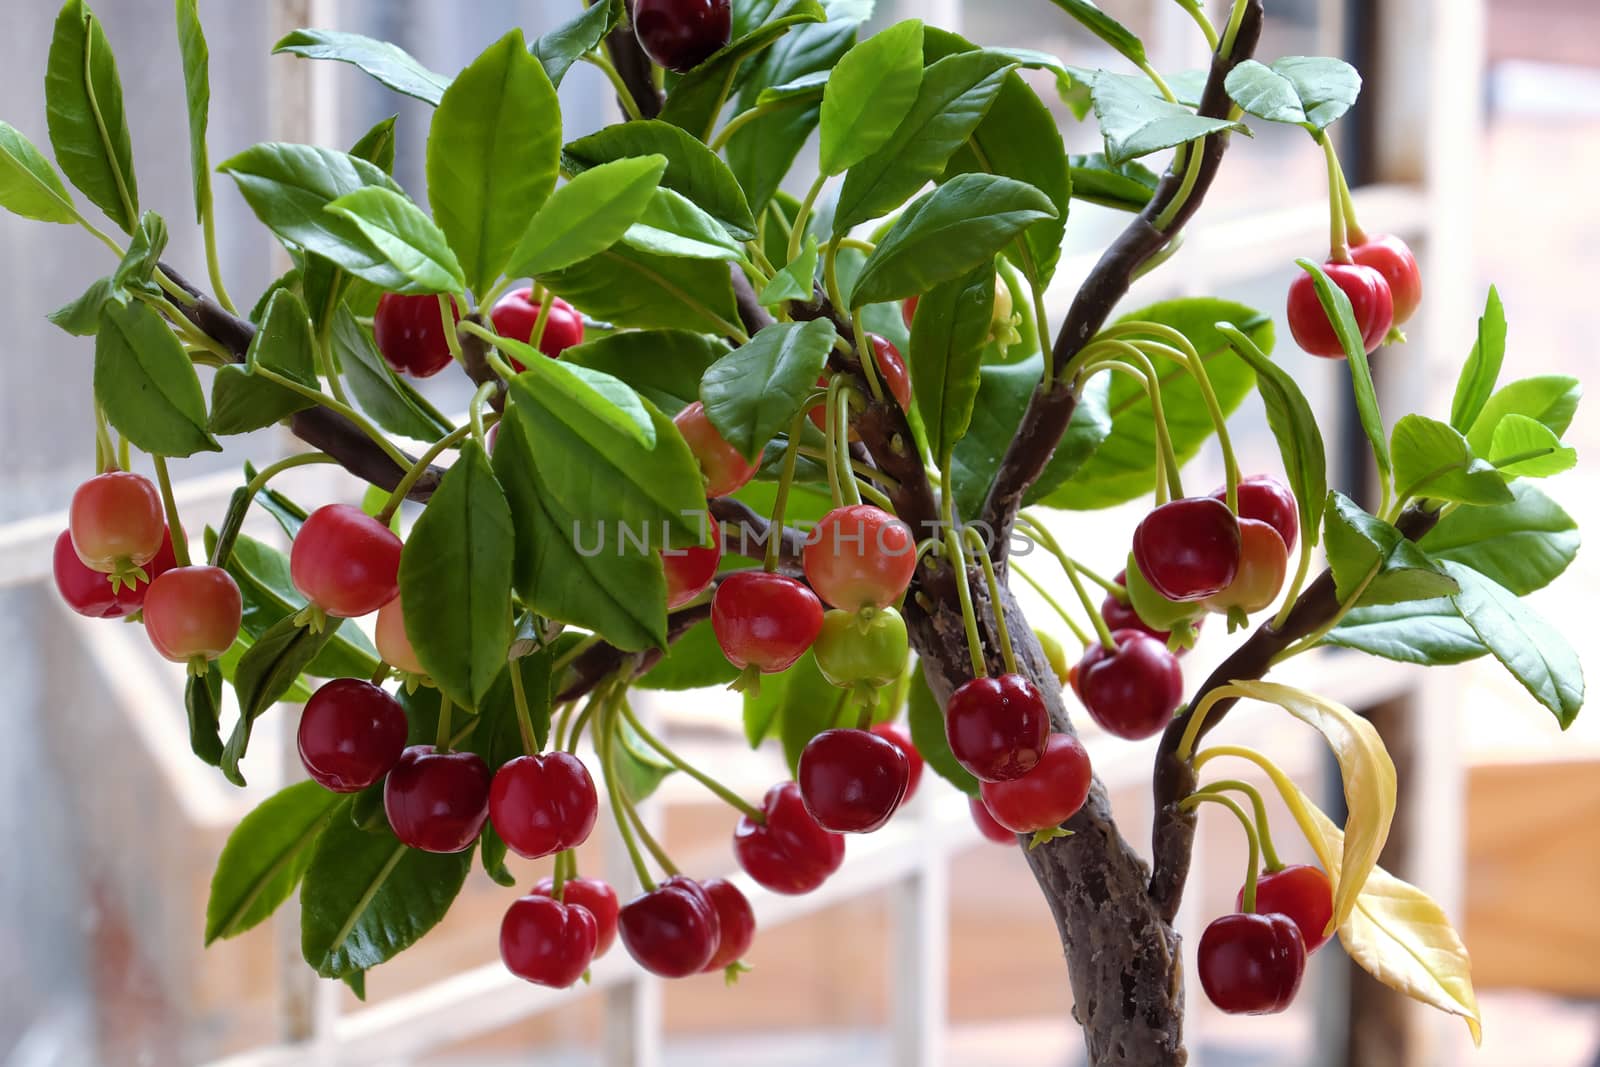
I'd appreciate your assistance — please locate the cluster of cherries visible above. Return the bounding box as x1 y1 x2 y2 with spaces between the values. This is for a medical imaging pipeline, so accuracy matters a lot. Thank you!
1201 863 1336 1014
373 286 586 378
1286 231 1422 358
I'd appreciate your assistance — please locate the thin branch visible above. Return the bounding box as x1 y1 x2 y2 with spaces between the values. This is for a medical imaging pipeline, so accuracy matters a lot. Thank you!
707 496 807 572
555 602 711 703
604 1 664 120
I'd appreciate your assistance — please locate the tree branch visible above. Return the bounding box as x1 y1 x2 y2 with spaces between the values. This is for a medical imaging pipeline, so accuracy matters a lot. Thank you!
605 1 664 120
708 496 806 571
555 602 711 703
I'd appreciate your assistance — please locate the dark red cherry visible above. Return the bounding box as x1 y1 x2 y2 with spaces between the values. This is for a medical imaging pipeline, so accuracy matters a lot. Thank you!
633 0 731 73
488 752 599 859
944 674 1050 782
500 894 598 989
979 733 1093 834
531 876 620 957
870 722 923 804
383 745 491 853
700 878 756 974
1211 474 1300 554
1131 497 1241 602
1237 865 1335 955
618 875 721 978
296 679 408 792
1286 261 1393 357
374 292 459 378
797 728 909 834
1197 911 1307 1015
733 781 845 895
1071 631 1184 741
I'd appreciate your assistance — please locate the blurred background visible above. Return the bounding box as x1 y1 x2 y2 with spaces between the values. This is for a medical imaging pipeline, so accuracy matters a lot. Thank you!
0 0 1593 1065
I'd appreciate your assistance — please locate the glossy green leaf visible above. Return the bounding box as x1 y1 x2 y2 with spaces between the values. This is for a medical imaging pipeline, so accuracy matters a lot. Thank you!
46 0 139 232
1225 56 1361 132
427 30 559 294
1419 483 1578 596
1045 0 1145 65
223 615 340 785
300 817 472 978
206 782 344 943
185 669 224 765
1391 414 1513 507
348 115 398 176
539 244 739 334
908 667 978 796
639 621 741 690
564 120 758 241
0 120 78 224
1487 414 1576 478
94 300 218 457
112 211 168 292
1217 321 1327 548
623 187 743 260
563 329 730 414
1449 286 1506 433
702 319 836 461
1068 152 1160 211
480 826 515 887
1324 597 1487 666
833 50 1014 235
819 20 924 175
1445 561 1585 728
1299 259 1391 486
727 96 822 218
217 634 313 705
759 236 819 306
325 187 463 294
330 308 453 441
209 288 318 435
175 0 212 223
1323 492 1459 607
507 156 666 277
613 717 678 804
272 29 450 105
910 263 994 460
47 276 117 336
1090 72 1244 165
1465 375 1581 458
399 442 514 709
850 174 1056 307
531 0 624 87
758 70 829 104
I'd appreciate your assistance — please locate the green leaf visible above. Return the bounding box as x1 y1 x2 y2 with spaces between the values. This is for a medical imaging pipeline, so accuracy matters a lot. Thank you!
563 329 730 414
531 0 624 87
217 635 313 705
206 782 344 943
0 120 78 224
1299 259 1391 486
427 30 560 294
491 415 669 650
185 669 224 765
1449 286 1507 433
759 70 830 104
907 667 978 796
1216 321 1328 547
1487 414 1576 478
1068 152 1159 211
398 441 515 710
1324 597 1487 666
1089 72 1245 165
299 817 473 977
759 236 819 306
701 319 837 462
623 187 744 260
480 826 515 887
209 288 319 435
223 615 340 785
325 187 464 294
506 156 666 277
909 263 994 460
564 120 757 241
46 0 139 232
330 308 453 441
658 1 828 142
175 0 213 223
1044 0 1146 65
1420 483 1578 596
1322 492 1459 607
849 174 1056 307
819 20 925 175
1465 375 1581 458
1045 300 1269 510
47 276 118 337
638 621 741 690
833 50 1014 235
1224 56 1361 133
112 211 168 292
272 29 451 105
220 143 411 290
539 244 739 334
1444 561 1584 727
613 718 678 804
1022 374 1113 507
348 115 398 175
1391 414 1513 506
94 300 219 457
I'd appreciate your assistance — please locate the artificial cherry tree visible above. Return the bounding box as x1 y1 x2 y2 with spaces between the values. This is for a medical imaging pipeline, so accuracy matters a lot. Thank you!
5 0 1586 1062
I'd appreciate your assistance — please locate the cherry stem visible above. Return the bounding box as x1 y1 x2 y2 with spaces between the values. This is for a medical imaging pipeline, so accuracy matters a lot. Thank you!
965 527 1018 675
1152 139 1206 233
456 320 521 379
619 699 764 822
1017 517 1116 652
549 634 602 683
438 295 467 367
582 50 643 121
1192 745 1336 899
765 412 808 573
607 696 679 877
377 422 476 525
795 445 900 491
850 307 886 405
468 382 498 453
599 687 656 892
940 462 989 679
1118 332 1240 512
1013 563 1093 648
1179 791 1261 912
789 173 827 265
92 404 116 474
1175 682 1254 762
370 662 391 686
526 283 555 354
252 365 412 469
435 695 455 753
1220 0 1251 56
509 657 538 756
709 96 803 153
1174 0 1220 50
835 384 863 506
1083 341 1184 500
551 849 571 902
1332 140 1366 246
1200 778 1285 872
1319 133 1353 263
824 375 847 508
150 454 193 568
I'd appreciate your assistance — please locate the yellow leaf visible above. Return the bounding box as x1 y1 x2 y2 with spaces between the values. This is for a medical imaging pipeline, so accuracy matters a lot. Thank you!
1226 679 1397 929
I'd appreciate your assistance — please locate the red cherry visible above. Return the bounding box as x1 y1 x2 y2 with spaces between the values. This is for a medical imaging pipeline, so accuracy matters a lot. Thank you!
733 781 845 895
500 895 598 989
663 513 722 609
870 722 923 804
1202 518 1289 618
1197 911 1307 1014
1286 261 1394 357
488 752 599 859
802 504 916 611
633 0 731 73
1237 865 1335 955
142 565 242 663
374 292 460 378
979 733 1092 834
619 875 722 978
674 401 758 499
969 796 1015 844
290 504 403 619
870 335 913 411
490 288 585 365
1071 630 1183 741
1210 475 1299 554
798 728 909 833
710 571 823 674
375 594 425 675
699 878 756 973
1132 497 1241 602
69 471 165 577
296 679 408 792
383 745 491 853
944 674 1050 783
531 876 620 957
901 295 919 330
1350 233 1421 325
54 528 175 618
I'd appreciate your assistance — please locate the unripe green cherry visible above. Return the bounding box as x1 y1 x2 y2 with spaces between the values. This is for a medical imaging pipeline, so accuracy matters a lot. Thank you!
1124 553 1204 652
1035 629 1070 688
813 606 909 689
